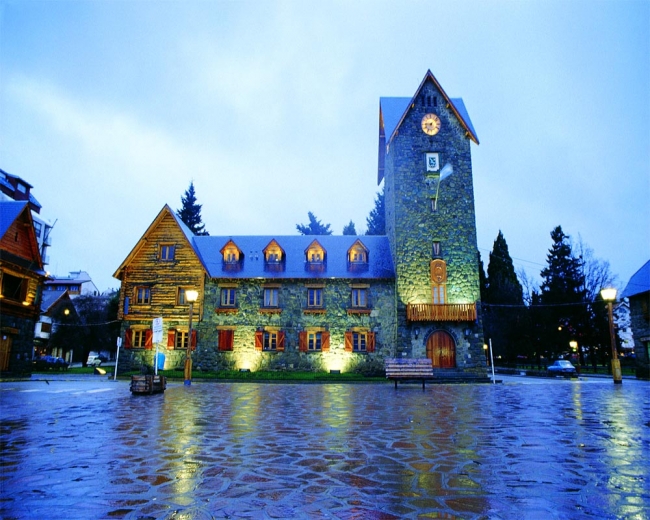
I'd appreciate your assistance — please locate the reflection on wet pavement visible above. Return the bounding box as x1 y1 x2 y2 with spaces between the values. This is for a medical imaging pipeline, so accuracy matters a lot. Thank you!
0 379 648 519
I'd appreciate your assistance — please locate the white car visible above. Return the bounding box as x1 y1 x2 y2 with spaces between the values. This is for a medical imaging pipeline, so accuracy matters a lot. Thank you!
87 355 102 367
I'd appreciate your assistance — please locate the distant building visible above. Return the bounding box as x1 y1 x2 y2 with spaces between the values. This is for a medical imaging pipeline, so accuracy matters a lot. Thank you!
113 70 486 377
622 260 650 379
0 168 54 266
34 290 77 363
0 201 46 375
44 271 99 298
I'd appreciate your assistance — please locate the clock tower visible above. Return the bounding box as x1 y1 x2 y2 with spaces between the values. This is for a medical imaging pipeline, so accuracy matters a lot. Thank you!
379 70 486 373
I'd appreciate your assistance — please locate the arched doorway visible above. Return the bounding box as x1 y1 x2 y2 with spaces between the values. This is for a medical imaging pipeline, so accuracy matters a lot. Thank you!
426 330 456 368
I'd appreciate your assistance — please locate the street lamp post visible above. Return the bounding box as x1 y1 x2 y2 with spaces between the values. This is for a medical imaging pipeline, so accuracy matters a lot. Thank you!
570 340 579 374
600 288 622 385
184 290 199 386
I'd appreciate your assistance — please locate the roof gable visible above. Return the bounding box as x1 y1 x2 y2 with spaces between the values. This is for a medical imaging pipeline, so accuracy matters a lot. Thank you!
378 70 479 184
0 201 43 270
113 204 206 280
621 259 650 298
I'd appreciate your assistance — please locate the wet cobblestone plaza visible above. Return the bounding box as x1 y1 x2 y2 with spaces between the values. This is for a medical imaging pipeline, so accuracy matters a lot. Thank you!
1 376 648 519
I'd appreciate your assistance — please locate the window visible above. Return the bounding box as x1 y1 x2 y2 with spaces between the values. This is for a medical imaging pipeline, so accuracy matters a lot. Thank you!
307 288 323 308
305 241 325 263
221 241 241 263
167 329 196 350
299 330 330 352
345 330 376 353
218 329 234 351
348 240 368 264
351 288 368 308
33 221 42 237
175 330 189 350
178 288 186 305
432 241 442 258
135 287 151 304
160 244 175 261
264 240 284 263
255 330 285 352
430 259 447 304
133 330 148 348
1 273 26 302
221 288 236 307
263 288 279 307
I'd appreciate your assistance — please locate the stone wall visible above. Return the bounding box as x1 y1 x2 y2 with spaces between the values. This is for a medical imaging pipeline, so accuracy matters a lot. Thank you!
629 293 650 379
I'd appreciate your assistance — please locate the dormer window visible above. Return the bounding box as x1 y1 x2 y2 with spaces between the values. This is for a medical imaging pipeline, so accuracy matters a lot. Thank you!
263 240 284 263
347 240 368 264
305 240 326 272
220 240 244 272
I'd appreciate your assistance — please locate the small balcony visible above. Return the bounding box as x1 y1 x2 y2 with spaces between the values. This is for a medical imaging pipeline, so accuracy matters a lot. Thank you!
406 303 476 322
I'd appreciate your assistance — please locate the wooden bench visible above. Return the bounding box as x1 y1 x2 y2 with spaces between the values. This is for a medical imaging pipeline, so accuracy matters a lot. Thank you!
385 358 434 389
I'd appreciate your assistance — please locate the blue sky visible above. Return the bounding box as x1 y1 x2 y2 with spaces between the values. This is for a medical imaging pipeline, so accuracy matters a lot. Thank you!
1 0 648 293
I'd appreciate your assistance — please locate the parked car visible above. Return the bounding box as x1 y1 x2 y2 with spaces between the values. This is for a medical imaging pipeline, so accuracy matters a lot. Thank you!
86 355 102 367
547 360 577 375
33 355 69 371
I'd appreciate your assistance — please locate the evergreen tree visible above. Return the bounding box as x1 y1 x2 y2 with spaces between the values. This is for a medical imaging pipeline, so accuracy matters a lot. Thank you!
365 186 385 235
483 231 526 362
342 221 357 235
296 212 332 235
537 226 587 359
177 181 209 236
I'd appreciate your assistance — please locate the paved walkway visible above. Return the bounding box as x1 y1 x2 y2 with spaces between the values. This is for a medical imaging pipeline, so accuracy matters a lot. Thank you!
1 377 648 519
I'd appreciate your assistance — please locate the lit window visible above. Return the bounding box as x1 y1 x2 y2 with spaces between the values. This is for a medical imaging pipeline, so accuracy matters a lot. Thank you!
133 330 147 348
307 288 323 308
264 240 284 263
345 330 376 353
135 287 151 304
351 288 367 308
221 288 236 307
299 330 330 352
221 240 241 263
160 244 175 261
264 288 278 307
305 241 325 263
348 240 368 263
255 330 285 352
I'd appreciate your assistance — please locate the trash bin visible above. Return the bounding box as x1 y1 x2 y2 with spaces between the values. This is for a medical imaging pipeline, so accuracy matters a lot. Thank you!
156 353 165 371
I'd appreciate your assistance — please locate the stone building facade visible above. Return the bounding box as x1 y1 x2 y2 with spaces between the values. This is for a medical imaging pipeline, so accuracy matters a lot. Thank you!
622 260 650 379
114 70 487 377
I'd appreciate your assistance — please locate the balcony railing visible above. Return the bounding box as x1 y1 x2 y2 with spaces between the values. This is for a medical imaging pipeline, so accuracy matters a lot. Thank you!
406 303 476 322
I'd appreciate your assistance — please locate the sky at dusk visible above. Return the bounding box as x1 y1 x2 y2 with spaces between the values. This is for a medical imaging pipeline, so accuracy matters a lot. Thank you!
1 0 648 293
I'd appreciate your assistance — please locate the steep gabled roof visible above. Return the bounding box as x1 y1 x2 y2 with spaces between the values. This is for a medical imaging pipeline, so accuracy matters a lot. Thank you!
112 204 207 280
378 70 479 184
621 259 650 299
0 200 43 270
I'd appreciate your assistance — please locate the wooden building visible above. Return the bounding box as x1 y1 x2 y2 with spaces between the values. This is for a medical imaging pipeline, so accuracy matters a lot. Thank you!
0 201 46 375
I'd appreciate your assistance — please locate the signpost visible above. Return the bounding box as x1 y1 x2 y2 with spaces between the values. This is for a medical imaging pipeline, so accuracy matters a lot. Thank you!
114 337 122 381
152 317 163 375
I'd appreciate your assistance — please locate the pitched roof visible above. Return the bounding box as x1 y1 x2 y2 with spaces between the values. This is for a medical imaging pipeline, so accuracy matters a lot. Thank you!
621 259 650 298
0 201 28 238
192 235 394 280
0 168 42 210
379 70 479 146
113 204 207 279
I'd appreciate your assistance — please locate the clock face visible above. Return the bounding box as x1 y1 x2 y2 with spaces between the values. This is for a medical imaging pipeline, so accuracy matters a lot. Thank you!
421 113 441 136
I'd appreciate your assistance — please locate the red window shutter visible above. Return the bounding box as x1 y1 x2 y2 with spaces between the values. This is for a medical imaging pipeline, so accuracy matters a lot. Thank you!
277 331 285 352
218 330 234 351
344 332 353 352
298 331 307 352
322 331 330 352
167 330 175 350
191 329 197 350
124 329 132 349
145 329 153 350
367 332 376 353
254 331 263 351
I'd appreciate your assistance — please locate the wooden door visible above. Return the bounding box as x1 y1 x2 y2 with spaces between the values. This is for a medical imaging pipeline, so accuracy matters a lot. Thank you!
0 336 12 371
426 330 456 368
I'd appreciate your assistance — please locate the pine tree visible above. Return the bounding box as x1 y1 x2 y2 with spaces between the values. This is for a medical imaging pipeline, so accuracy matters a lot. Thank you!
296 212 332 235
365 186 385 235
537 226 587 359
342 221 357 235
177 181 209 236
483 231 526 362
